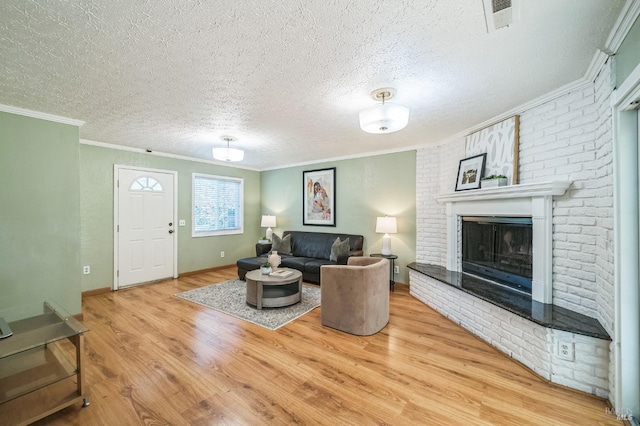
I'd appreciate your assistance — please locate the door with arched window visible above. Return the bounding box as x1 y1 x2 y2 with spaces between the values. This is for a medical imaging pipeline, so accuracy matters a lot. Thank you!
115 166 177 288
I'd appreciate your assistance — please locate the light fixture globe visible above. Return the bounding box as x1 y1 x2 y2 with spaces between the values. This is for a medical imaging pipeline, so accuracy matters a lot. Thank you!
359 88 410 134
213 136 244 162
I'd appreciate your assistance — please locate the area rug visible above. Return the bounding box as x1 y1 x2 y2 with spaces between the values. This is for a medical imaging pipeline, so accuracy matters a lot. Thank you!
175 279 321 330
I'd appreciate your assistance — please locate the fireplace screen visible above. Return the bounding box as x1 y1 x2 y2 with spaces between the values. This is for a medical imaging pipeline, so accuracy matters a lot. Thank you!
462 216 533 292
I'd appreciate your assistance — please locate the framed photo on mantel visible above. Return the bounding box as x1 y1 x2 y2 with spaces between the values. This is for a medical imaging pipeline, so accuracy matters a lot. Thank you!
455 153 486 191
303 167 335 226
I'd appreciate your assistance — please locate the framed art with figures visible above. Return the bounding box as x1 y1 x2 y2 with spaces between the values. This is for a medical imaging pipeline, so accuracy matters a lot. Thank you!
455 153 486 191
303 167 336 226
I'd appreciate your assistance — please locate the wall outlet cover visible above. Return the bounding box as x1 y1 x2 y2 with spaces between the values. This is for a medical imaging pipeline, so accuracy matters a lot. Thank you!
557 341 575 361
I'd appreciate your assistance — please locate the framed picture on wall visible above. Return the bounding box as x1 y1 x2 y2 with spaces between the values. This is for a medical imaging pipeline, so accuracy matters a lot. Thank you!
455 153 486 191
303 167 336 226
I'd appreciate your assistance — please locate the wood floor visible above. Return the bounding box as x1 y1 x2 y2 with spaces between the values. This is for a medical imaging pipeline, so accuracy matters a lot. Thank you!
36 267 622 425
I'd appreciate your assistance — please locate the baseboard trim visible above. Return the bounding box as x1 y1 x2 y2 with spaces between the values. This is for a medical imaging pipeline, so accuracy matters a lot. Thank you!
180 264 237 277
82 287 111 298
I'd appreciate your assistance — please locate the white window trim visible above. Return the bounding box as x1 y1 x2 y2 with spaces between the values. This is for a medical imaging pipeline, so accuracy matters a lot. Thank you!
192 173 244 237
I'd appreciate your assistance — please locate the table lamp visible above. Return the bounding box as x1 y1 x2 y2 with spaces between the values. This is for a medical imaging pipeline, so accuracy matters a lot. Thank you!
261 215 277 241
376 216 397 255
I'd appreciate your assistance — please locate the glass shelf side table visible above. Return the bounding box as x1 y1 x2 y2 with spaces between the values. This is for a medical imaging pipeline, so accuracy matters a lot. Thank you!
0 301 89 425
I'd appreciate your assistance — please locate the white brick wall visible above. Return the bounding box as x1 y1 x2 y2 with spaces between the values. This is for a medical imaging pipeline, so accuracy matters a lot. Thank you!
411 270 611 397
518 61 614 324
413 60 615 399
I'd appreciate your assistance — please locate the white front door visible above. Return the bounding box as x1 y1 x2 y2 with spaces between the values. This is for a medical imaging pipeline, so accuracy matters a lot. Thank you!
115 167 177 288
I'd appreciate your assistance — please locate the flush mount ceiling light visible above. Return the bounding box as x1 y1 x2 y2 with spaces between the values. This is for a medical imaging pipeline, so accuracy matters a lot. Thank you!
359 88 410 134
212 136 244 162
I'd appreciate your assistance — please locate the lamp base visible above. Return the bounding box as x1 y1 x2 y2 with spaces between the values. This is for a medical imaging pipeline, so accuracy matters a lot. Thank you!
381 234 392 256
266 227 273 241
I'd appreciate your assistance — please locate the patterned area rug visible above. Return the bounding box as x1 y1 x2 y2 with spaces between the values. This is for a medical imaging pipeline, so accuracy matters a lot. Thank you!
175 279 321 330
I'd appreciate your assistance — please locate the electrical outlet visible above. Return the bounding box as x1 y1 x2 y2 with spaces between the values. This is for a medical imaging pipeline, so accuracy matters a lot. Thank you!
220 251 225 258
83 266 91 275
557 341 574 361
394 265 399 274
179 220 186 226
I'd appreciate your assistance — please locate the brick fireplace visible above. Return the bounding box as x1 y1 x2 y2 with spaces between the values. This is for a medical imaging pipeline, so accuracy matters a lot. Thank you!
410 181 611 396
436 181 571 304
410 60 615 398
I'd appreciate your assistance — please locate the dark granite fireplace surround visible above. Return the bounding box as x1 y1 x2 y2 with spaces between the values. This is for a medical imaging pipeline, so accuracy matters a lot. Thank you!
408 263 610 340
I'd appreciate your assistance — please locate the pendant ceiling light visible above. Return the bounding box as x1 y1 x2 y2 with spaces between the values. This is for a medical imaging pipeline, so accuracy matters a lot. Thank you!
359 88 410 134
212 136 244 162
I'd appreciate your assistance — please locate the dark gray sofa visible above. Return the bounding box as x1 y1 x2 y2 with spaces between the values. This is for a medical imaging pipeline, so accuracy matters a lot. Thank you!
236 231 364 284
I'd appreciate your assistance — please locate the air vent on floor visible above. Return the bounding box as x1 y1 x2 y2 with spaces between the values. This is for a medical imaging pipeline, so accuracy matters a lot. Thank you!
483 0 519 32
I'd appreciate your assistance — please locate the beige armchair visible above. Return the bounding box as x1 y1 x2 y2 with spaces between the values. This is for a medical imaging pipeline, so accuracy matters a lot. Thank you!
320 256 390 335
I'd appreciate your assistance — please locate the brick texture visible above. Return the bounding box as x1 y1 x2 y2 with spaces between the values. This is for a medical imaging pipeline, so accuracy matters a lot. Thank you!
413 60 615 399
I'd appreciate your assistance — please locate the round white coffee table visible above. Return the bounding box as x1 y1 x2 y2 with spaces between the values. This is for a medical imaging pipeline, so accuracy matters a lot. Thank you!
245 268 303 310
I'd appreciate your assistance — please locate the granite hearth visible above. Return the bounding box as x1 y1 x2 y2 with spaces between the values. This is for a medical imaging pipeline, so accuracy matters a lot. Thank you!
408 262 610 340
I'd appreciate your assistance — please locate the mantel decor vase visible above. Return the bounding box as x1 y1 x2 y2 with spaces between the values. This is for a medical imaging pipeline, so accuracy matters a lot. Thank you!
481 177 508 189
268 251 281 270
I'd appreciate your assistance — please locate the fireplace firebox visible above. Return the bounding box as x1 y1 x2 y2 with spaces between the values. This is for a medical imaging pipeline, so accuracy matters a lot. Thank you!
462 216 533 293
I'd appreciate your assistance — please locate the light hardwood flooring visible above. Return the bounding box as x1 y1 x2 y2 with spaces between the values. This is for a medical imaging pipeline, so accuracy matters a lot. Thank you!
36 267 622 425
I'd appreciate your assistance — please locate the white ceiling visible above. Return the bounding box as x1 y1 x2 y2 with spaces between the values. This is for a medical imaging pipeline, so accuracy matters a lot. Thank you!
0 0 626 170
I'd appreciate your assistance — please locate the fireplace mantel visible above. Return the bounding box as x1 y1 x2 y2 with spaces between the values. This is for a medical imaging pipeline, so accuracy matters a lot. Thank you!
435 181 572 203
435 180 572 304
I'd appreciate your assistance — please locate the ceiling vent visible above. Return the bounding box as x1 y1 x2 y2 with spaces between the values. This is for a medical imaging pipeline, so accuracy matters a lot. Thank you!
483 0 519 32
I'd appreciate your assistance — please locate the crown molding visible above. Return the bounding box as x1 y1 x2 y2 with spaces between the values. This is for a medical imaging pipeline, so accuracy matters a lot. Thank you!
584 50 612 83
79 139 261 172
0 103 84 127
605 0 640 53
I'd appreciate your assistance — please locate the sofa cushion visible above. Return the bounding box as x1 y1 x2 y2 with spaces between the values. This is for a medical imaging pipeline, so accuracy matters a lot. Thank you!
271 233 292 255
330 237 350 262
304 259 336 275
280 256 315 271
285 232 335 260
236 256 267 271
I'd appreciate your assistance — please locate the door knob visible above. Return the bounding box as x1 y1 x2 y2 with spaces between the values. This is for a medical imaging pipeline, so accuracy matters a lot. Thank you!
168 229 174 234
169 222 173 226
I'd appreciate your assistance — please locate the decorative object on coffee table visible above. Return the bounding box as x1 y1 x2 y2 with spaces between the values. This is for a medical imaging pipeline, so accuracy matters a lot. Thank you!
260 262 272 275
455 153 487 191
481 174 508 188
268 251 281 269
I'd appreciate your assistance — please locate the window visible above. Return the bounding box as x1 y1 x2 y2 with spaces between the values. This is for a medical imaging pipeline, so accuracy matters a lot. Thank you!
192 173 243 236
130 176 163 192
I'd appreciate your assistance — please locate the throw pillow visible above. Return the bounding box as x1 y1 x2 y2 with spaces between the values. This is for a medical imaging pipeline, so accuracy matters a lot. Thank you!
330 237 350 262
271 233 292 255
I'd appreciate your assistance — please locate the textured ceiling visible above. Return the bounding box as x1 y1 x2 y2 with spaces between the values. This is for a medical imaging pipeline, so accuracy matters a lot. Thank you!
0 0 625 170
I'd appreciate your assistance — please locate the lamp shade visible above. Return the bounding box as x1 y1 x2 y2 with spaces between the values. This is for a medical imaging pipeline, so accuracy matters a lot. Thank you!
376 216 397 234
260 215 277 228
212 147 244 162
359 103 409 134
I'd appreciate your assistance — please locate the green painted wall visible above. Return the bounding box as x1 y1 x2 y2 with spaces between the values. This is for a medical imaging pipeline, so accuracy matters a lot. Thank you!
616 15 640 85
261 151 416 284
0 111 82 321
79 144 261 292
